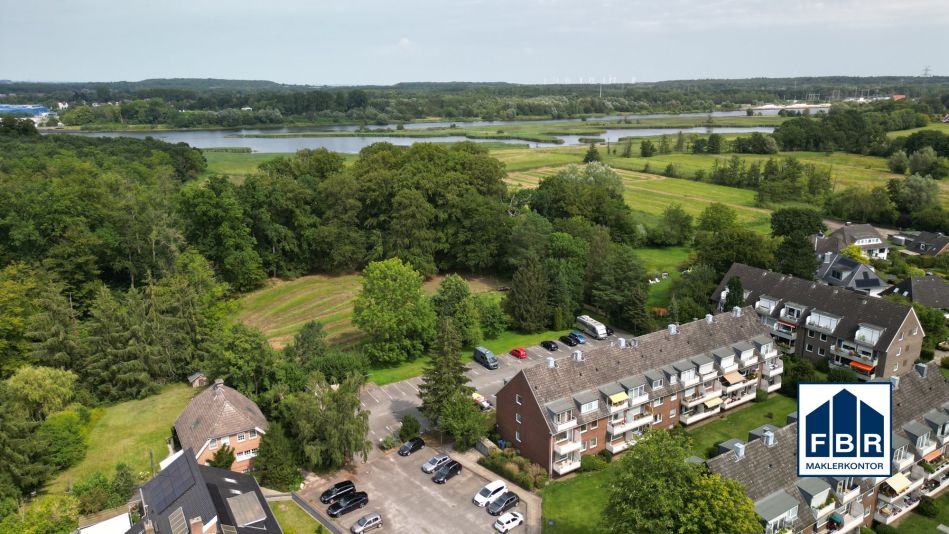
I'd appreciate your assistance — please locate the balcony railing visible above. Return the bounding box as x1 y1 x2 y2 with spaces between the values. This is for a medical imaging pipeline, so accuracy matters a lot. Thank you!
722 393 755 410
834 484 860 504
894 454 914 473
629 392 650 406
605 440 630 454
609 400 628 414
772 327 797 341
680 407 722 425
681 388 722 408
764 361 784 378
553 439 582 456
739 355 760 368
758 347 779 360
829 346 877 366
552 457 581 475
553 418 577 433
681 375 700 388
916 439 937 459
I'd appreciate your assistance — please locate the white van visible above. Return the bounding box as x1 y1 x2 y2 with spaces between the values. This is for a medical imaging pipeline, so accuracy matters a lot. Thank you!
576 315 607 340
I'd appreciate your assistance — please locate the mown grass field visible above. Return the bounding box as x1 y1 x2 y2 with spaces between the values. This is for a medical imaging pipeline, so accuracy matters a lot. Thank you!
271 500 324 534
887 121 949 138
47 384 196 494
541 394 797 533
895 489 949 533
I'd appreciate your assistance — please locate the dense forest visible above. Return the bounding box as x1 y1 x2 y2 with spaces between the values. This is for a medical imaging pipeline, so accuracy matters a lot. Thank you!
4 77 949 128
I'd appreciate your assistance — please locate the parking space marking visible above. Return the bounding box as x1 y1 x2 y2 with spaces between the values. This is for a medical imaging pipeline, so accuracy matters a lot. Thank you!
365 389 380 403
381 387 393 400
407 382 419 393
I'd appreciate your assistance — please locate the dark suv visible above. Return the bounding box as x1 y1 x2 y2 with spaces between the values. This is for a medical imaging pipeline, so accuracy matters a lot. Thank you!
398 437 425 456
487 491 519 516
540 340 559 351
559 335 578 347
327 491 369 517
432 460 462 484
320 480 355 504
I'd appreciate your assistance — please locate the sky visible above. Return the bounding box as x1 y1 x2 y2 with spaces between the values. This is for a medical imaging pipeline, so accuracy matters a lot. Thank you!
3 0 948 85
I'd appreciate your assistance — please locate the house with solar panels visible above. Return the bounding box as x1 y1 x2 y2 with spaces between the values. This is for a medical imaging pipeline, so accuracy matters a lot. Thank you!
173 379 269 473
126 449 282 534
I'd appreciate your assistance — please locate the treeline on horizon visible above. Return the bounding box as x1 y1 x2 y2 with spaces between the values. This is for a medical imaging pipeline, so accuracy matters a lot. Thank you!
4 76 949 129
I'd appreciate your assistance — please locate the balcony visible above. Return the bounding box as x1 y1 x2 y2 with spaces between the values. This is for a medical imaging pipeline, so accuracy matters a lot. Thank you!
553 418 577 433
553 438 582 456
629 392 650 406
775 339 795 354
894 454 914 473
834 484 860 505
764 361 784 378
759 347 779 360
699 368 719 381
739 356 760 369
763 378 782 393
605 439 630 454
915 439 937 459
609 400 629 414
680 406 721 425
829 346 877 366
877 472 925 505
552 457 581 475
939 433 949 447
827 509 864 533
682 388 722 408
681 375 700 388
772 327 797 341
924 456 949 480
722 393 755 411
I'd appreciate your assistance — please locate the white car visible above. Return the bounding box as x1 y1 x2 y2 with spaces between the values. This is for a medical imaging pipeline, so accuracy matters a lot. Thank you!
473 480 507 507
493 511 524 532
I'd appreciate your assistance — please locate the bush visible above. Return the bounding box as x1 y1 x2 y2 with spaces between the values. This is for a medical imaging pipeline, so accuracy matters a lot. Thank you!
918 495 938 517
815 357 830 374
755 389 768 403
874 524 899 534
860 528 876 534
478 448 548 490
921 461 936 474
399 415 421 442
379 434 398 450
921 347 934 362
580 454 608 472
941 357 949 370
597 449 613 463
827 367 858 383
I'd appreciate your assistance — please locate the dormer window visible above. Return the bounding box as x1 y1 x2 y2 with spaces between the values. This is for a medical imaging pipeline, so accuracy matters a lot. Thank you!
580 401 598 415
554 410 575 425
918 433 932 449
630 385 645 398
669 375 677 385
785 306 801 320
681 369 695 383
894 446 907 461
652 379 663 389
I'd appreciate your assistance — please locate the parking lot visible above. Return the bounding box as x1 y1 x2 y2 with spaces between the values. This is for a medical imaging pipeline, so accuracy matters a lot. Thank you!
301 446 535 533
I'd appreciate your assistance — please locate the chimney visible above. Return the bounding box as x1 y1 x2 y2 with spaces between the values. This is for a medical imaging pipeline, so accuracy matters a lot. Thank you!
705 313 714 324
144 521 155 534
213 378 224 396
189 518 204 534
732 306 742 318
546 357 556 369
572 350 583 362
667 323 678 336
617 337 626 348
915 363 929 378
734 442 746 460
763 430 775 448
631 338 639 348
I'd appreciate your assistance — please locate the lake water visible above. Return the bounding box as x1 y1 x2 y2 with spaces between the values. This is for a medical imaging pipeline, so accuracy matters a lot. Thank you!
58 109 788 153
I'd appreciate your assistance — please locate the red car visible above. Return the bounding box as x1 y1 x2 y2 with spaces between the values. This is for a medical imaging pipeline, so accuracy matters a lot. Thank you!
509 347 528 359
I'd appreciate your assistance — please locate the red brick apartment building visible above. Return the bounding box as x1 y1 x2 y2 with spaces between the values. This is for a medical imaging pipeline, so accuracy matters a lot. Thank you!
496 307 783 476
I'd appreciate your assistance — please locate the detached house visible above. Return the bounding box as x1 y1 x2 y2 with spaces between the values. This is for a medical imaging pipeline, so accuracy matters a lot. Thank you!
713 264 924 380
881 275 949 320
127 449 282 534
708 362 949 534
495 307 782 476
174 380 268 473
812 223 889 261
906 232 949 257
815 254 887 296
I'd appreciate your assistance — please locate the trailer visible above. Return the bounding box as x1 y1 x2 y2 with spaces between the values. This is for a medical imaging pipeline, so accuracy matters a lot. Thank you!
575 315 608 340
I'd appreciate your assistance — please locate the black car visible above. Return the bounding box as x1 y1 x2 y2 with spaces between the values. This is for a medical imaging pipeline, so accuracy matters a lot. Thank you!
559 335 578 347
327 491 369 518
487 491 519 516
320 480 356 504
432 460 462 484
540 340 559 352
398 437 425 456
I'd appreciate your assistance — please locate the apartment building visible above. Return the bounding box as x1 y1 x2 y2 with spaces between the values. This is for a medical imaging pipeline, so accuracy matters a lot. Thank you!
173 379 269 473
708 362 949 534
495 307 782 476
713 264 924 380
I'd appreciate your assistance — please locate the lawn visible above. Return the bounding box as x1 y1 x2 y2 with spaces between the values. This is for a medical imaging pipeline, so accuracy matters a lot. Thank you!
271 500 324 534
47 384 196 493
895 489 949 533
203 151 281 179
685 394 797 458
541 394 798 532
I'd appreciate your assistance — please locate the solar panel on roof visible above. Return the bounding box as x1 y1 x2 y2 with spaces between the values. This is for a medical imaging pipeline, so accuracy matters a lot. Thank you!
168 507 188 534
855 279 881 288
146 457 196 513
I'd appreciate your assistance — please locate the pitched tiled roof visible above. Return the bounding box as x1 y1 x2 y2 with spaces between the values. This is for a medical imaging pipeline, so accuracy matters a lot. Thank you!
908 232 949 256
816 254 885 291
881 275 949 310
812 224 885 255
519 307 771 432
174 382 268 452
712 264 913 351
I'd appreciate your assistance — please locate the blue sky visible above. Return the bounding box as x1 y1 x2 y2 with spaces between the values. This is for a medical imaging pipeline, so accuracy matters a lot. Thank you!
3 0 948 84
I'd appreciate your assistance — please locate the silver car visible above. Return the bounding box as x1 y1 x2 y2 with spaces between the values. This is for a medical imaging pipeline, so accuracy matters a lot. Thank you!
421 454 451 474
351 512 382 533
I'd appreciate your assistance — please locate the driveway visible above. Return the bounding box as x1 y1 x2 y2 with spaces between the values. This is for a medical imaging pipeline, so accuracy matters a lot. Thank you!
299 445 538 533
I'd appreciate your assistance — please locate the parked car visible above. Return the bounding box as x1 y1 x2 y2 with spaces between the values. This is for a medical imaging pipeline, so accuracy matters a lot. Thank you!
474 346 499 370
559 335 578 347
398 437 425 456
328 491 369 518
487 491 520 516
540 340 559 351
605 326 615 336
493 512 525 532
432 460 462 483
568 331 587 344
320 480 356 504
473 480 507 507
422 454 451 474
351 512 383 533
471 392 493 411
509 347 528 359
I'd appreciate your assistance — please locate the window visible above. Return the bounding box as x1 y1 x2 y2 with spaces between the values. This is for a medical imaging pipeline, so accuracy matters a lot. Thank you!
670 393 677 401
515 413 522 424
899 332 904 341
580 401 598 414
580 440 587 452
894 362 899 372
669 375 677 385
515 431 521 443
554 431 567 442
670 408 677 417
820 333 827 342
808 330 815 338
653 413 662 423
818 347 825 356
237 432 246 443
249 429 257 439
913 326 919 336
554 410 575 425
209 438 218 449
896 346 902 356
652 397 662 407
652 379 663 389
630 385 646 398
579 423 586 432
894 446 907 461
515 394 523 405
805 344 813 353
588 437 597 448
590 420 598 429
221 436 230 446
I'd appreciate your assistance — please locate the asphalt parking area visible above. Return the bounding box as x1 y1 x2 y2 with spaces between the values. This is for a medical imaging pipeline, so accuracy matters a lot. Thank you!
313 448 523 533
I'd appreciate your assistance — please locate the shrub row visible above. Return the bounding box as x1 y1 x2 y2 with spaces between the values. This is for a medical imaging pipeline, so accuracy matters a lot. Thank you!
477 448 548 490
